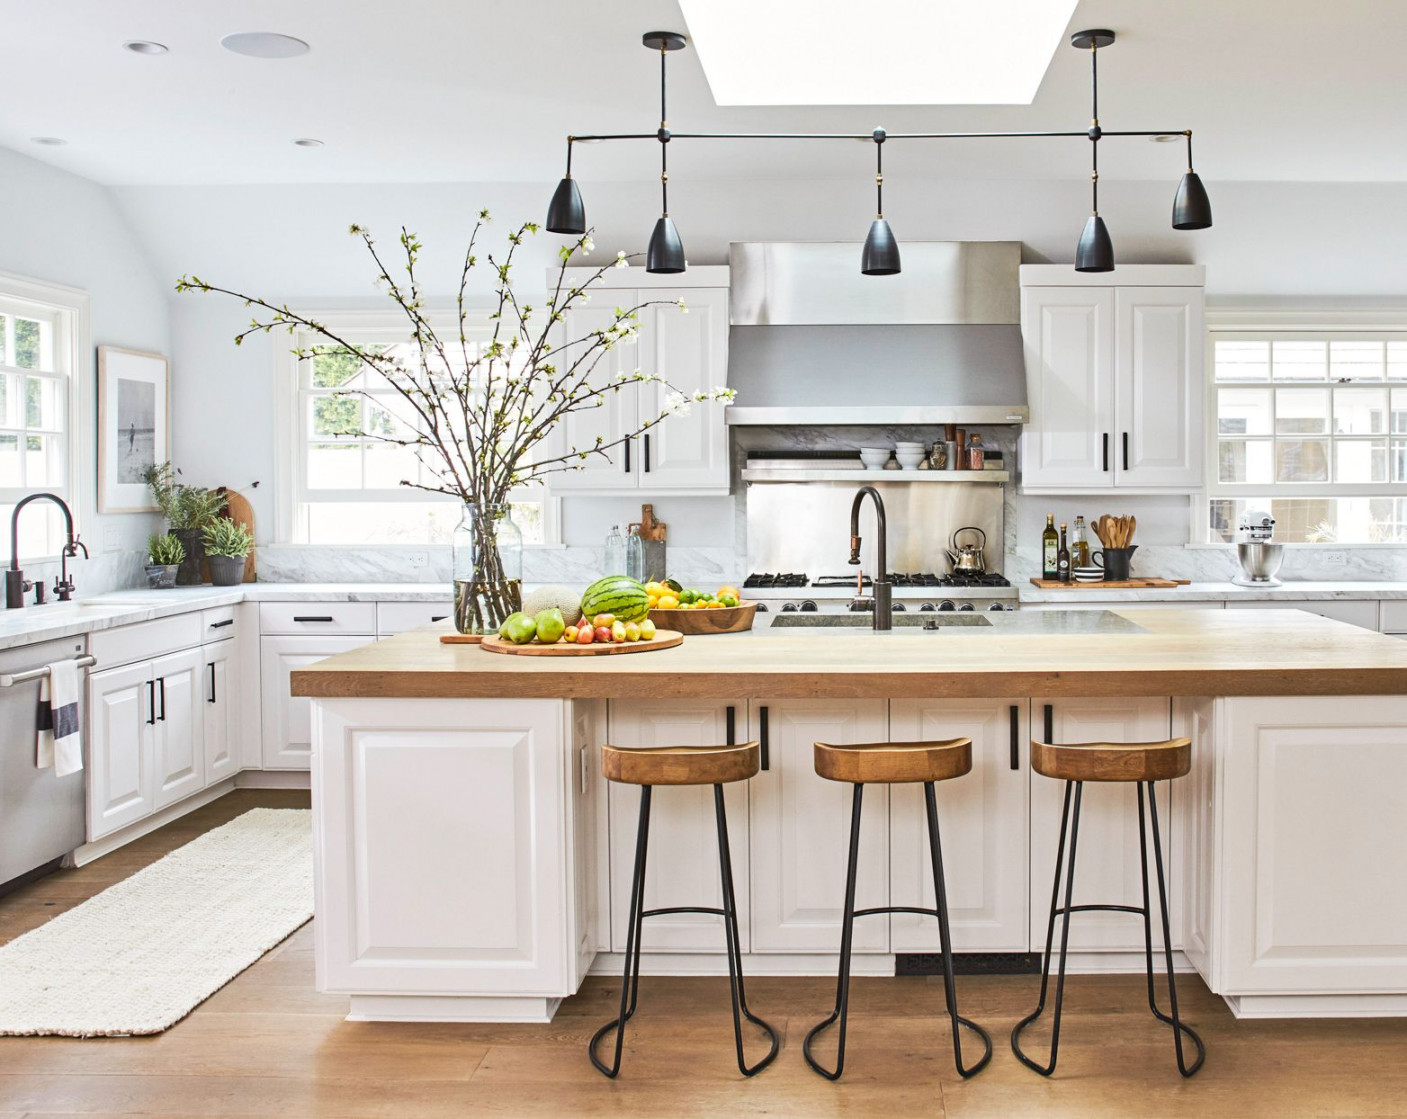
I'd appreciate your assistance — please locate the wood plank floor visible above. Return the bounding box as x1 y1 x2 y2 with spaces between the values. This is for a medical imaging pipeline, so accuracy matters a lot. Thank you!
2 789 1405 1117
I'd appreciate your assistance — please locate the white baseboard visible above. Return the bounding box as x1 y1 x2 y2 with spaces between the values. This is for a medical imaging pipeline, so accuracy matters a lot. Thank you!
346 994 561 1023
72 779 236 866
1224 992 1407 1019
235 769 310 789
587 949 1194 978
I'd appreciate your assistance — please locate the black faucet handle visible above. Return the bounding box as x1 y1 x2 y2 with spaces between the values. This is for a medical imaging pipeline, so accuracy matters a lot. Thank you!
53 576 75 602
65 536 89 559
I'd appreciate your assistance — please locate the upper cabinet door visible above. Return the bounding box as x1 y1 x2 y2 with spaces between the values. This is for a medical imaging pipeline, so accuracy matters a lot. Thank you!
1115 287 1205 488
548 295 641 492
639 289 730 491
1020 286 1117 489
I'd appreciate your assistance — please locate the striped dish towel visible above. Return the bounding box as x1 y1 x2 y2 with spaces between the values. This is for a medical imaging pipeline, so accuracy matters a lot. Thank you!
37 659 83 777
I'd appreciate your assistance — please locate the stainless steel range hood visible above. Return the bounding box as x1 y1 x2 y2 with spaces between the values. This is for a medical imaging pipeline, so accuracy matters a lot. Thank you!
726 241 1028 425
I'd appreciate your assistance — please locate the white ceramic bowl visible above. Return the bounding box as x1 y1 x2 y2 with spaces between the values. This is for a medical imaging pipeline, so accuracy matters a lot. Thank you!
895 452 926 470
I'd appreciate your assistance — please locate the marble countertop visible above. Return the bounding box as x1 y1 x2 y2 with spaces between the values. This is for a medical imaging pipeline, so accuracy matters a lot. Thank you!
1018 580 1407 603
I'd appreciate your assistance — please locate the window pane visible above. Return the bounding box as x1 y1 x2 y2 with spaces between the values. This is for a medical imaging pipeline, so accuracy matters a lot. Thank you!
13 318 46 371
1334 438 1387 483
364 440 422 489
306 443 360 489
1272 340 1327 381
1218 438 1273 484
25 376 62 432
0 372 17 427
0 315 6 363
305 500 460 545
1392 387 1407 435
1333 386 1387 434
1276 438 1329 482
1388 341 1407 380
1329 340 1384 381
1217 387 1272 436
0 433 18 486
310 346 385 389
24 433 63 487
0 501 63 557
309 394 362 437
1214 340 1269 382
1275 387 1329 434
1395 440 1407 483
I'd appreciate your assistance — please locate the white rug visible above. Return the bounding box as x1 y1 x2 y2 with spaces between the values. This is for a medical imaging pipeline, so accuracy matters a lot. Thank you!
0 808 313 1037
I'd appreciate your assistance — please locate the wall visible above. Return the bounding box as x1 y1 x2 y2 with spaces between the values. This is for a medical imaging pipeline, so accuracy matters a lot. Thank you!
0 147 170 594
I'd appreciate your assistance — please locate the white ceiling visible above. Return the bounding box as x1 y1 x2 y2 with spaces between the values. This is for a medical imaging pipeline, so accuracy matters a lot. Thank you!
4 0 1407 186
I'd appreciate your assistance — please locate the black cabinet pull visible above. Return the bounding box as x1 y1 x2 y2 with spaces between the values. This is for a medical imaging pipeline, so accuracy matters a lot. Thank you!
725 705 736 746
1043 703 1054 745
208 618 234 629
1102 432 1110 472
208 662 217 704
1122 431 1130 471
146 680 156 725
1009 705 1020 770
623 437 631 473
759 705 770 771
158 677 167 722
293 615 334 623
643 433 651 473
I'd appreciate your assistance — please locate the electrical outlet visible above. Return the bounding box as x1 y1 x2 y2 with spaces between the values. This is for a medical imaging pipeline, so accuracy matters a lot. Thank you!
405 549 428 569
103 525 122 552
1324 551 1347 567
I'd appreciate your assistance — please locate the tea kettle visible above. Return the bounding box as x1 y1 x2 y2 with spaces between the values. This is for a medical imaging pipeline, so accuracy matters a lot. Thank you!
944 526 987 574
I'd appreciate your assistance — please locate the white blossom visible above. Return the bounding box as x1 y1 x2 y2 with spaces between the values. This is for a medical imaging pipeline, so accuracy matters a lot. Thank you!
664 391 692 417
677 299 689 313
614 251 629 269
580 235 594 255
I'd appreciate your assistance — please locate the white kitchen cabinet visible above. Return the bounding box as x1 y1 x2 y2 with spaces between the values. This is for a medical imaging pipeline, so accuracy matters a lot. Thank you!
87 661 155 839
890 700 1030 952
1019 266 1204 493
260 635 372 770
151 648 204 810
605 701 749 952
1029 696 1177 953
748 699 890 953
550 298 642 492
203 636 240 785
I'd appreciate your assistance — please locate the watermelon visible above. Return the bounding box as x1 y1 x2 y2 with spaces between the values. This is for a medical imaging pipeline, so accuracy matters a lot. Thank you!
580 575 650 623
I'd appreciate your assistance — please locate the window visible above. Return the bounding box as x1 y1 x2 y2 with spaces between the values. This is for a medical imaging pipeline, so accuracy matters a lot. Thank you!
0 295 71 559
282 317 557 546
1208 331 1407 543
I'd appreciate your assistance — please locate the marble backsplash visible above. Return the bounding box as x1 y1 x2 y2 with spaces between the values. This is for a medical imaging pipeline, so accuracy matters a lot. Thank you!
23 549 148 601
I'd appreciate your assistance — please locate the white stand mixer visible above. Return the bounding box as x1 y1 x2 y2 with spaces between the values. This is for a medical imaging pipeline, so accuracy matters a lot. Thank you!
1232 511 1284 587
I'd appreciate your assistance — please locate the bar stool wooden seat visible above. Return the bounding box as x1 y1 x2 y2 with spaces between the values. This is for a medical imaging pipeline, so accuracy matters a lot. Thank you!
804 738 992 1081
589 740 779 1080
1012 736 1205 1078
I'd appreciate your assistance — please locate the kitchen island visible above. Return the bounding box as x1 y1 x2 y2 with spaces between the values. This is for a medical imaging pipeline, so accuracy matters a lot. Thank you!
295 609 1407 1024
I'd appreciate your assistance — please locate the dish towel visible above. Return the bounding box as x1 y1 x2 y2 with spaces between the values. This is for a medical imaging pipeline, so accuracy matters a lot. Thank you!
37 659 83 777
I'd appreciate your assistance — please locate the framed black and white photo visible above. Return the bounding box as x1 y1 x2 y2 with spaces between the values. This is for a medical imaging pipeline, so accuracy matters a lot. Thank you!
98 346 169 513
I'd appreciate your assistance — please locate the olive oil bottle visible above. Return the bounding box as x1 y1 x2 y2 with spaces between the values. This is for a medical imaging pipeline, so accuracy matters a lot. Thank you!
1057 523 1071 583
1042 514 1059 579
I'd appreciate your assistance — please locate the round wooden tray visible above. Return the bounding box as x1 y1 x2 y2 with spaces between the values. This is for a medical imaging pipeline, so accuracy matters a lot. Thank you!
480 629 683 656
648 601 757 635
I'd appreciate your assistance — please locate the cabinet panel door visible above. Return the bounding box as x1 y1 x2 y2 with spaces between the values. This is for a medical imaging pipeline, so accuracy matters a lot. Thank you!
639 289 730 490
87 661 154 839
152 648 204 809
891 701 1030 952
606 702 748 952
1029 697 1175 952
1116 287 1204 488
548 297 641 492
1019 286 1116 489
260 636 372 770
749 699 890 953
203 637 240 785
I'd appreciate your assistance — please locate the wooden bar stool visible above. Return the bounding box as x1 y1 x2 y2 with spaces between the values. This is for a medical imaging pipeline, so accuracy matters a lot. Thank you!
803 739 992 1080
1012 736 1205 1078
589 741 779 1080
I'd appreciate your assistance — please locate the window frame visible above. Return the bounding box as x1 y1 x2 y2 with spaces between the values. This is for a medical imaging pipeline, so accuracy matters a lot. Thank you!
273 308 561 547
1202 311 1407 546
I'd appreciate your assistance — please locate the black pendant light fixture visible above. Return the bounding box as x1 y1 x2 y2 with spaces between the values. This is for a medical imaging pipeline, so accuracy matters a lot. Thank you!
861 128 901 275
548 27 1212 276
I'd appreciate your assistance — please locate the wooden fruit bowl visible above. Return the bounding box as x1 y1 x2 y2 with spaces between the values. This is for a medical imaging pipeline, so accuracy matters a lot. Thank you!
648 601 757 635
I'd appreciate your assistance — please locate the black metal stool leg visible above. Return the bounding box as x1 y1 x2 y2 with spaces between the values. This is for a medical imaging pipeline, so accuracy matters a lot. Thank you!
589 784 652 1078
803 782 864 1080
714 784 780 1076
1012 779 1084 1076
1140 781 1206 1077
923 781 993 1078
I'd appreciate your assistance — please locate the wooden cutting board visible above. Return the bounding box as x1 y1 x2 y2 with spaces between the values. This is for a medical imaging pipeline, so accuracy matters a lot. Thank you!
480 630 684 656
439 632 484 645
1029 578 1190 589
217 487 257 583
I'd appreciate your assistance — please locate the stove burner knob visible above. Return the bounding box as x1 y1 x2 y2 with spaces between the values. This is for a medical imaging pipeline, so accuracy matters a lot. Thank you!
755 603 769 612
799 600 818 613
892 602 906 612
987 602 1007 612
919 602 936 612
958 602 975 612
937 600 956 612
923 618 940 631
781 602 798 613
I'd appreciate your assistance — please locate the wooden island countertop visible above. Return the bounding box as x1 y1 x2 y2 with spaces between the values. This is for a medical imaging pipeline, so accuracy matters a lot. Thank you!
290 608 1407 700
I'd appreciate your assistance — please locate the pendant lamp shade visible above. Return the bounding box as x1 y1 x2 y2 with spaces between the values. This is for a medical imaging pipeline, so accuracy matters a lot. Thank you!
861 219 901 276
646 216 686 274
1075 214 1115 273
1172 171 1213 230
545 177 586 235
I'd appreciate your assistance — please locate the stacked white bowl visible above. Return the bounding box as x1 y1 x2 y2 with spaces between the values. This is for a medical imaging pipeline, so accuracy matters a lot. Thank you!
894 441 927 470
1073 566 1103 582
859 447 891 470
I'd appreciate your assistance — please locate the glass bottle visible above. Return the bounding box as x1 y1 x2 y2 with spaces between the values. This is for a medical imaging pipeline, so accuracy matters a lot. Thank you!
625 524 645 582
1057 523 1071 583
1042 514 1059 579
603 524 626 576
1072 515 1090 568
967 432 985 470
451 502 523 635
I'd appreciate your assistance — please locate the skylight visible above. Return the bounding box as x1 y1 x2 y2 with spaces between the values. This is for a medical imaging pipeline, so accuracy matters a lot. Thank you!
678 0 1080 106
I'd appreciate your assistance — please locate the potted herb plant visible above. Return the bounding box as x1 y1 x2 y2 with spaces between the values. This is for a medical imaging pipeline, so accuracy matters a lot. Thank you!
202 518 254 586
143 462 228 585
146 533 185 589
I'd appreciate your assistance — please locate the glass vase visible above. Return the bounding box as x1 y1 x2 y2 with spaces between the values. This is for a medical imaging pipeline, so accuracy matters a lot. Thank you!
452 502 523 635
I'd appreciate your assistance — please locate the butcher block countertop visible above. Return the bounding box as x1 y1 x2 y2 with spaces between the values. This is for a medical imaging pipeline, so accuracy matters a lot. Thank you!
290 608 1407 700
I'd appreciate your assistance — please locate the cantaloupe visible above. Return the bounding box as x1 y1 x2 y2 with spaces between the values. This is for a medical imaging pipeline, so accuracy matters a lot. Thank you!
521 584 583 627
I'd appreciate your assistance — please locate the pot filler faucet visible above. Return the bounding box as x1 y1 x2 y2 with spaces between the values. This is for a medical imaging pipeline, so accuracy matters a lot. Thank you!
848 485 892 632
6 493 88 609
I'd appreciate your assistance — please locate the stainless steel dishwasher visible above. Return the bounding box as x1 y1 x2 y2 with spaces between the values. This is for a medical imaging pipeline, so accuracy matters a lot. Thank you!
0 637 91 891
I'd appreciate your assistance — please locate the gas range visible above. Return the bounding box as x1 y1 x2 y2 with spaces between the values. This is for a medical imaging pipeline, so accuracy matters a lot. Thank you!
743 571 1018 622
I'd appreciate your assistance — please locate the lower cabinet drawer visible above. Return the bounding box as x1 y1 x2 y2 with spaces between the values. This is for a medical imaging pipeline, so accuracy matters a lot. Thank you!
90 614 204 670
377 601 455 636
259 602 376 636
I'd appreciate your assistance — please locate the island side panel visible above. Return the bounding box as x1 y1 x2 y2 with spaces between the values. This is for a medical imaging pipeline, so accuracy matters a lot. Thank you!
312 697 591 1023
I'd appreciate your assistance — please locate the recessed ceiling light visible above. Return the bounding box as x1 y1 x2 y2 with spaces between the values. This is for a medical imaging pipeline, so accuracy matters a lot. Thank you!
30 137 67 147
220 32 310 59
679 0 1080 105
291 138 325 148
122 40 168 55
